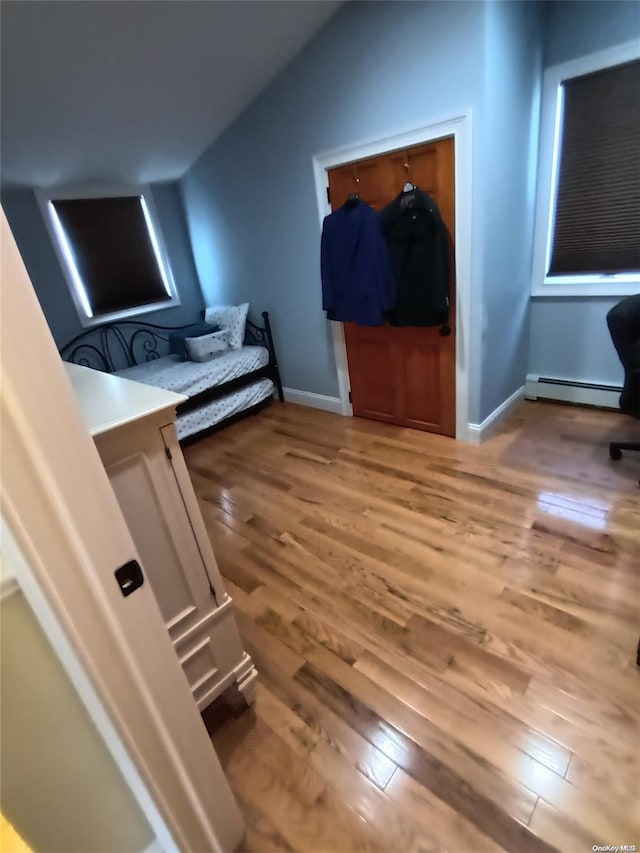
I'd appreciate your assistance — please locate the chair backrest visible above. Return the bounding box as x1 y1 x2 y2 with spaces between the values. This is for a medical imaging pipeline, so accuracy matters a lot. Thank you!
607 293 640 417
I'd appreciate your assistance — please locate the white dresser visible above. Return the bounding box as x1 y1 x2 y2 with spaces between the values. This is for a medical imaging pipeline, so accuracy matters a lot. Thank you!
65 363 258 711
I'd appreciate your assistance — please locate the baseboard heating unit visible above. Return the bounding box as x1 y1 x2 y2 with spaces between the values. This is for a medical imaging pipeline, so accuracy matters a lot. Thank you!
525 374 622 409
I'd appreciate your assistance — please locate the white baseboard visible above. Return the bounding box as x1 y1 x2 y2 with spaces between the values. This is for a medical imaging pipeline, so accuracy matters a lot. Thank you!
525 374 621 409
282 387 344 415
467 385 525 444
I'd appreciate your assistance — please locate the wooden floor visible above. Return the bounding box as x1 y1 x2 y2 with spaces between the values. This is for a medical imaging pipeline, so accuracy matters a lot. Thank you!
184 401 640 853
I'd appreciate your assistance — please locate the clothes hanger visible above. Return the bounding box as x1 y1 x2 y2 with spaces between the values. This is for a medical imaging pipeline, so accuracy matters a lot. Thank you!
346 175 362 207
402 162 415 194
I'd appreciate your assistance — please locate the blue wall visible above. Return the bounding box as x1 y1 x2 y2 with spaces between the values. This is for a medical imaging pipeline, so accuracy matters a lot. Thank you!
1 181 203 347
480 0 543 418
4 0 633 419
181 0 488 414
544 0 640 66
527 0 640 387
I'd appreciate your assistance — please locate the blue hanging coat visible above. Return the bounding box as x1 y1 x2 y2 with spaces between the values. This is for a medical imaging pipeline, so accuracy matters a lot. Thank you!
321 200 394 326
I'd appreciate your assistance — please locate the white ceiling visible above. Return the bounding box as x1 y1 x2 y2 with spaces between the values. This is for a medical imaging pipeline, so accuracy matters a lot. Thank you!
0 0 341 188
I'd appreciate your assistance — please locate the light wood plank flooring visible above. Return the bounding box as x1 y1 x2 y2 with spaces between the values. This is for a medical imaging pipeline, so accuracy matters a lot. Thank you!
184 401 640 853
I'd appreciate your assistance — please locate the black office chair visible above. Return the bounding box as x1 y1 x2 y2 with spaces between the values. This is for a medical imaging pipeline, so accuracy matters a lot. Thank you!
607 294 640 478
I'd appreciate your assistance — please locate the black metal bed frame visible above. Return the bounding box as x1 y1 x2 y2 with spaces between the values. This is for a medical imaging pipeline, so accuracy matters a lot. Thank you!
60 310 284 440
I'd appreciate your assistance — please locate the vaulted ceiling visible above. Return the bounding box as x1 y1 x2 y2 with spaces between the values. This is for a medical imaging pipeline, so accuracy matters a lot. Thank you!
0 0 342 188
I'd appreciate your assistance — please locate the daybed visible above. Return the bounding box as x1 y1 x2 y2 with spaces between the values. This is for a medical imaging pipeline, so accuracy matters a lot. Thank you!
60 311 284 443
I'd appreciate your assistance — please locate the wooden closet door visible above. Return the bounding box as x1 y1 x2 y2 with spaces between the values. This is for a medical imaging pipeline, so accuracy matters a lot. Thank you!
328 136 456 436
344 325 401 424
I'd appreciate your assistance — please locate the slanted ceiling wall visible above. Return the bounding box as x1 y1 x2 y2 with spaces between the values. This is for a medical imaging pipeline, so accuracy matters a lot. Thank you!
180 0 543 425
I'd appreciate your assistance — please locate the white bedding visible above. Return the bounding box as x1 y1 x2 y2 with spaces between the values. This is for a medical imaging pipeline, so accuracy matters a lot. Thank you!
177 379 274 440
114 345 269 397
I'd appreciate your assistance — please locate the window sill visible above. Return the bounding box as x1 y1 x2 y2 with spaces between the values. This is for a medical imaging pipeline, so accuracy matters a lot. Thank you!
532 279 640 298
77 297 180 329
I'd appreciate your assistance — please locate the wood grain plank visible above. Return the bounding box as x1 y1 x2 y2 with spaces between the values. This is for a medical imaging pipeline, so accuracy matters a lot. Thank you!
236 797 295 853
252 651 397 790
354 650 572 777
234 609 304 677
407 612 532 695
250 584 300 622
385 767 507 853
528 798 603 851
253 683 319 757
294 662 554 853
185 401 640 853
222 729 388 853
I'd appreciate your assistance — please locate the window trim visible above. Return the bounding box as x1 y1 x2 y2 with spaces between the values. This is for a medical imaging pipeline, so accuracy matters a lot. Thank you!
37 184 180 327
531 41 640 298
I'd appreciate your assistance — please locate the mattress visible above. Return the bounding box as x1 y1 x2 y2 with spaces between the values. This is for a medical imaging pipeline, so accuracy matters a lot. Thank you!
114 345 269 397
176 378 274 440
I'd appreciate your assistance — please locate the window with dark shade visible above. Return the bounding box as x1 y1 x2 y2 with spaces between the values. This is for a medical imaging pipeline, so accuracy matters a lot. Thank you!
50 195 173 318
549 59 640 276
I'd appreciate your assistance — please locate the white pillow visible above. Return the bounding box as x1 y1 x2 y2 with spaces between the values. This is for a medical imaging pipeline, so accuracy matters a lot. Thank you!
185 329 230 362
204 303 249 349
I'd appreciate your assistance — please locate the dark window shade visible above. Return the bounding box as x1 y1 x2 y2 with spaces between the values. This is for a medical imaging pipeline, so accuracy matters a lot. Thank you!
53 196 171 316
549 58 640 276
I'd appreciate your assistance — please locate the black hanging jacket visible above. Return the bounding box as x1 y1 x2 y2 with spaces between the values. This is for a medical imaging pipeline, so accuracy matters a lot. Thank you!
380 188 450 327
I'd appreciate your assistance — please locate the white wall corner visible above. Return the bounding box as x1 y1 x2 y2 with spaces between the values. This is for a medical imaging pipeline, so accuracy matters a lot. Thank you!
467 385 525 444
142 840 168 853
282 387 344 415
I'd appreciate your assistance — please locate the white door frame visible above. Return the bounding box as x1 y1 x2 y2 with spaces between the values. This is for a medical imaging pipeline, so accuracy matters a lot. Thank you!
0 210 245 853
312 111 473 441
